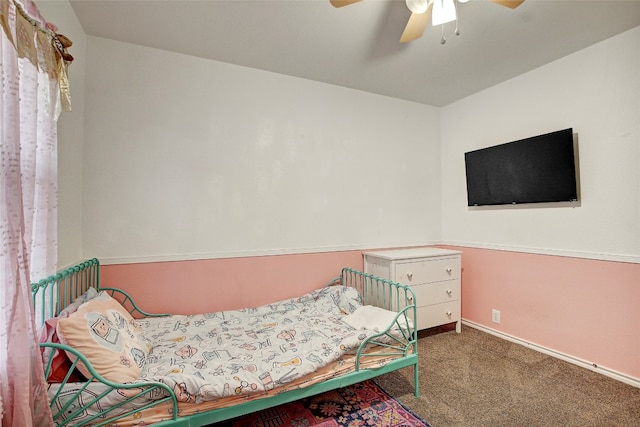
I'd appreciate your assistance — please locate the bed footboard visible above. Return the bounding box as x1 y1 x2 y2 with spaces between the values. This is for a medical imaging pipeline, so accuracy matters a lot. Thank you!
332 267 420 397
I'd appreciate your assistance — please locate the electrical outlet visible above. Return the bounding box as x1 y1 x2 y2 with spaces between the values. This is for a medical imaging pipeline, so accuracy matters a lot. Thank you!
492 309 501 324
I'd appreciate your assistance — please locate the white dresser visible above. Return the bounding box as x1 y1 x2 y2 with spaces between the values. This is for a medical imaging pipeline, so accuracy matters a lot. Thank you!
363 247 462 333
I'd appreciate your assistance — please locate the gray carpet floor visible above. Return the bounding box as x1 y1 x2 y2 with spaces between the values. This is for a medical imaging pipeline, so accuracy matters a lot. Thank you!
374 324 640 427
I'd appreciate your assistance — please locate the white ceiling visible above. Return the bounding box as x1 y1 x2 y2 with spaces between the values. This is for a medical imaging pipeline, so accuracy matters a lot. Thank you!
69 0 640 107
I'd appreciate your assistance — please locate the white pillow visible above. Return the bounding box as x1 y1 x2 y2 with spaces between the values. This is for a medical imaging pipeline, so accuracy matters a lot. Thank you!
59 287 99 318
342 305 412 332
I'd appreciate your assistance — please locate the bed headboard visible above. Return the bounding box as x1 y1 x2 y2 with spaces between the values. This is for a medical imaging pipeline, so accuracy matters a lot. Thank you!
31 258 100 325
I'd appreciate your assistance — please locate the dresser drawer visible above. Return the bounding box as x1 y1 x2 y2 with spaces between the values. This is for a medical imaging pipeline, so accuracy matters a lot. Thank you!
395 257 461 285
410 280 460 307
417 301 460 330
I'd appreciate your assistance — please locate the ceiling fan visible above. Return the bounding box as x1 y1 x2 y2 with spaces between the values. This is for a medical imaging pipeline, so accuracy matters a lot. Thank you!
330 0 525 43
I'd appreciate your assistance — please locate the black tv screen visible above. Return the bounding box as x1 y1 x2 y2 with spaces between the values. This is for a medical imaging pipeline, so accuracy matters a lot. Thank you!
465 128 578 206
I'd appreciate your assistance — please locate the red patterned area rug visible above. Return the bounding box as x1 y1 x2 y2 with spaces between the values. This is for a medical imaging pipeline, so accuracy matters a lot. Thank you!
218 380 430 427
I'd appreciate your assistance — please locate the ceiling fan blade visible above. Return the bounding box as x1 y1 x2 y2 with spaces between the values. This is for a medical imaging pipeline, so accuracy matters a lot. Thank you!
491 0 525 9
400 8 432 43
330 0 362 7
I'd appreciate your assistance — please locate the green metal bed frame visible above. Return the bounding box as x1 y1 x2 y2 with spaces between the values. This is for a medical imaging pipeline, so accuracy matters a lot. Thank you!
32 258 419 427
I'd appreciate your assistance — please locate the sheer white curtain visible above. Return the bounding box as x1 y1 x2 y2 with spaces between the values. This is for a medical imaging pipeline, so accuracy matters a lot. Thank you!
0 0 69 425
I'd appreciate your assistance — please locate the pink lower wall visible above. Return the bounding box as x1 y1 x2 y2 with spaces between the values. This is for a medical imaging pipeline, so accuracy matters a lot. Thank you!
445 245 640 381
101 246 640 381
100 251 365 315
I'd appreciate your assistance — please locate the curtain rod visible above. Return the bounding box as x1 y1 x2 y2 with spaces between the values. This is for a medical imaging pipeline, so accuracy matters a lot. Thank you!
0 0 74 111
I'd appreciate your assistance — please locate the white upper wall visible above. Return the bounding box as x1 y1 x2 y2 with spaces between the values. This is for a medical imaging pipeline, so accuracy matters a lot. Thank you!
441 26 640 262
82 37 441 263
45 0 639 264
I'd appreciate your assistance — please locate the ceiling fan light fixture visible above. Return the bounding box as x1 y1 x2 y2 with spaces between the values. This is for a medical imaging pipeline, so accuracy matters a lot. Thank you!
406 0 430 14
432 0 457 26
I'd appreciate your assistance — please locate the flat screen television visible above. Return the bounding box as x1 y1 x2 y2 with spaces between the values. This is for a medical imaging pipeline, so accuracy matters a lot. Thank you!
464 128 578 207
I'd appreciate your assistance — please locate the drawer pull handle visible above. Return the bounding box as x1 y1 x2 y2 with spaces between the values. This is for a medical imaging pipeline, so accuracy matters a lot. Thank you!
446 310 452 318
407 273 413 280
446 289 452 296
446 267 452 274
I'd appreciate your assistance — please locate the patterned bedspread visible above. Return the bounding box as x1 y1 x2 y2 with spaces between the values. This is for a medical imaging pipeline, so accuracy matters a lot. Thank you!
46 285 413 425
128 285 371 404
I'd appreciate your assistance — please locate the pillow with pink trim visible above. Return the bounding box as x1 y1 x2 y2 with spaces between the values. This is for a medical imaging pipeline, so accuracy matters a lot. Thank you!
39 317 86 383
38 287 99 383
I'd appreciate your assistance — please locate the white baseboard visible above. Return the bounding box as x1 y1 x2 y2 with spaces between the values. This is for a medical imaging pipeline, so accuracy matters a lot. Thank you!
462 319 640 389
